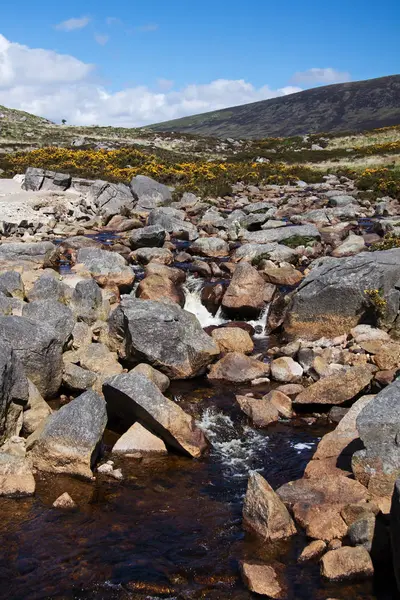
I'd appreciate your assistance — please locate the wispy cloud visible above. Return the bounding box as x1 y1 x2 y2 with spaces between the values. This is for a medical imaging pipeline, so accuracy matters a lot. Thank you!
136 23 159 33
106 17 122 26
55 16 91 32
95 34 109 46
157 78 174 91
291 68 351 85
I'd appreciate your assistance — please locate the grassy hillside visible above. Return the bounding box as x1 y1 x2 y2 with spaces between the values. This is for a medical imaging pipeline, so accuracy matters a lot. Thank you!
147 75 400 139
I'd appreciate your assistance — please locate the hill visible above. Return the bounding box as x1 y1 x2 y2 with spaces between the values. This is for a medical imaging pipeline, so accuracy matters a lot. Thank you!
147 75 400 139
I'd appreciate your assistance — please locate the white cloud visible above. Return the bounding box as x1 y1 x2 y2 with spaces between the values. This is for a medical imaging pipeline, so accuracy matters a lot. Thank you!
94 34 109 46
136 24 159 33
55 16 91 32
0 34 304 127
291 68 351 85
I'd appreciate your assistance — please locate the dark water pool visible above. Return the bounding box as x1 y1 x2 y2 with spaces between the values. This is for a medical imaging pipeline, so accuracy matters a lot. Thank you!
0 381 398 600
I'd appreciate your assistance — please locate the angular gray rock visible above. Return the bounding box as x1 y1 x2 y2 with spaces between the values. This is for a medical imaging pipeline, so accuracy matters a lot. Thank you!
22 300 75 346
27 390 107 479
130 175 172 212
22 379 52 436
103 373 208 457
147 207 199 240
0 453 35 497
0 242 58 266
190 237 229 258
129 224 166 249
26 273 69 303
70 278 109 324
87 180 136 220
62 363 97 392
353 380 400 496
109 297 219 378
243 224 320 245
0 340 29 444
23 167 71 191
0 316 63 398
74 247 134 290
285 249 400 339
0 271 24 299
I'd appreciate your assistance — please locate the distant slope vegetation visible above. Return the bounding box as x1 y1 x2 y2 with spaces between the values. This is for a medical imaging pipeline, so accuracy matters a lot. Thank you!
148 75 400 139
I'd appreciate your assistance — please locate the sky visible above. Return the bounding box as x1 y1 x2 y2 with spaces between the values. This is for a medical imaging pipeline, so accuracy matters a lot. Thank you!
0 0 399 127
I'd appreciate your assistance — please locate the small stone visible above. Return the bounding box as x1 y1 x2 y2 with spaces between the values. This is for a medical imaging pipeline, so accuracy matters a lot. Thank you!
240 561 287 599
236 395 279 427
271 357 303 383
298 540 326 563
52 492 77 509
320 546 374 582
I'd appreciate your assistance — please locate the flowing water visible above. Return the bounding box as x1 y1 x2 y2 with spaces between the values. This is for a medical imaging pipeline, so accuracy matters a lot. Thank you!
3 247 398 599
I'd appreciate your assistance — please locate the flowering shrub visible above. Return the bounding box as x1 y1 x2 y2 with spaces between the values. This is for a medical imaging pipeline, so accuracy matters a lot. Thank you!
357 167 400 199
0 147 323 197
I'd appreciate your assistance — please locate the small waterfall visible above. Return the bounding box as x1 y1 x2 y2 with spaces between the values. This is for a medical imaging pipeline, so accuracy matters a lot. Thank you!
248 305 270 338
197 408 269 480
183 275 227 328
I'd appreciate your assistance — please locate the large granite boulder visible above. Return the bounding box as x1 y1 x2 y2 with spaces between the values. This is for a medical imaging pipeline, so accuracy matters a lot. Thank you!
353 380 400 497
285 249 400 339
27 390 107 479
87 180 136 220
109 297 219 378
222 263 268 318
129 225 166 249
22 300 75 346
130 175 172 212
103 373 207 457
23 167 71 191
0 316 63 398
73 248 134 291
0 242 58 267
0 340 29 444
147 207 198 240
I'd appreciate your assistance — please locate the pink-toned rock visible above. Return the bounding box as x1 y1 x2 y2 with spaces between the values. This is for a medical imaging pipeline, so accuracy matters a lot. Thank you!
222 263 267 318
263 390 293 419
271 357 303 383
52 492 77 509
240 562 287 599
243 472 296 541
294 366 374 405
236 395 279 427
208 353 270 383
293 503 348 542
320 546 374 582
298 540 326 563
211 327 254 355
112 422 167 456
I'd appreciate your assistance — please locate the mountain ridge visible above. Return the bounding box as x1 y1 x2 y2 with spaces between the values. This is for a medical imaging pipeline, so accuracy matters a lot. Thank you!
147 75 400 139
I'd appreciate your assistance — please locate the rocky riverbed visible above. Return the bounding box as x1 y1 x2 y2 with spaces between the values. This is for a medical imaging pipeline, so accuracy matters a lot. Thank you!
1 167 400 599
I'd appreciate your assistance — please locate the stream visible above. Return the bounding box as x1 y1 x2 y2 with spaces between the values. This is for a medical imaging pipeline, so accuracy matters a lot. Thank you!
1 236 398 600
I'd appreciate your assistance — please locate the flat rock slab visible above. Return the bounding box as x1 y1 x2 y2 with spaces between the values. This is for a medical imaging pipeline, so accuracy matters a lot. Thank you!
294 366 374 405
112 422 167 456
321 546 373 582
277 474 369 508
103 373 208 458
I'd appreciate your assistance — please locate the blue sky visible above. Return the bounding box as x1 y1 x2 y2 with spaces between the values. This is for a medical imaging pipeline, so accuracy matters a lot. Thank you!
0 0 399 126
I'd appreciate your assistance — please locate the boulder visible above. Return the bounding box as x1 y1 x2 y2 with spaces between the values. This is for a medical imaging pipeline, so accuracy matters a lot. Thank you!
353 380 400 497
62 363 97 392
294 366 374 405
285 249 400 339
26 273 69 303
293 503 348 542
147 207 198 240
236 395 279 427
0 270 24 299
277 475 369 508
24 167 71 191
0 453 35 497
71 279 109 324
22 380 52 436
103 373 207 458
74 248 134 291
87 180 136 219
137 273 184 306
130 175 172 212
222 263 267 318
263 390 293 419
208 353 269 383
243 223 320 245
130 363 170 393
243 472 296 541
211 327 254 354
320 547 373 582
22 300 75 346
27 390 107 479
79 343 123 377
109 297 219 378
129 225 166 249
271 357 303 383
190 237 229 258
112 422 167 456
0 316 62 398
240 562 287 599
262 264 304 286
130 247 173 265
0 339 29 444
0 242 58 267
